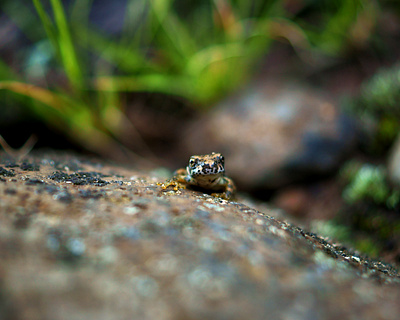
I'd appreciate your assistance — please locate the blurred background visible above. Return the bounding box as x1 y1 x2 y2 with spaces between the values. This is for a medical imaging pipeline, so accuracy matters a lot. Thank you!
1 0 400 263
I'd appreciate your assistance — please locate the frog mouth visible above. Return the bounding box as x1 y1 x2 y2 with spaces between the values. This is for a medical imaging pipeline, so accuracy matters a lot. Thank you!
191 165 224 175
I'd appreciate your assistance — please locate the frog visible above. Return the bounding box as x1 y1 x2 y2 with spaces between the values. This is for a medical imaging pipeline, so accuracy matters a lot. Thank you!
159 152 236 200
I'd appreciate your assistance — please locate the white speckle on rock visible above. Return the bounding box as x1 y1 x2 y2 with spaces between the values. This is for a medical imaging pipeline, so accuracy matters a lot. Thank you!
66 238 86 256
198 237 217 252
97 246 119 264
123 206 140 215
255 218 264 225
203 202 224 212
148 254 179 276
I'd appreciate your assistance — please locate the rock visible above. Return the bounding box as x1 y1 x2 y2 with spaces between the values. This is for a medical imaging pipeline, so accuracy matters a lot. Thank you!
0 152 399 320
388 134 400 186
182 81 359 191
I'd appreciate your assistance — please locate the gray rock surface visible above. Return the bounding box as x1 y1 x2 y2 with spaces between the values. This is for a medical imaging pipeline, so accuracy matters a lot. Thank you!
183 81 359 190
0 152 399 320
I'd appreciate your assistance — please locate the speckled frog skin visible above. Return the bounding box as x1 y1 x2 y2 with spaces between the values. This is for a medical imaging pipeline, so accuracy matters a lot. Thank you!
160 152 236 200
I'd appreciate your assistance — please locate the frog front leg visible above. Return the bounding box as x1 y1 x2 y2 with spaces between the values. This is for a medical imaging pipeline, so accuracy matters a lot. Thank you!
159 168 189 191
211 177 236 200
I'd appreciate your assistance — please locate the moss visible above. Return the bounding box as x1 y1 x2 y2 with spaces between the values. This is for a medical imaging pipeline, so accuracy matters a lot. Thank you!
311 220 353 244
341 163 393 206
360 66 400 116
344 65 400 154
355 238 380 258
329 161 400 260
312 213 399 260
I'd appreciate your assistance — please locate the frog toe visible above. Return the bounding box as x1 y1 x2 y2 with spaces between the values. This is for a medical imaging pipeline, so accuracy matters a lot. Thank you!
211 192 229 200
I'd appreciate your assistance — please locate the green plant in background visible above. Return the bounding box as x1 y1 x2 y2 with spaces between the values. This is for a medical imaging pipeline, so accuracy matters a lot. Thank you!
317 161 400 259
341 161 400 208
342 163 389 205
1 0 154 159
362 65 400 147
347 64 400 154
360 66 400 116
298 0 377 55
0 0 380 157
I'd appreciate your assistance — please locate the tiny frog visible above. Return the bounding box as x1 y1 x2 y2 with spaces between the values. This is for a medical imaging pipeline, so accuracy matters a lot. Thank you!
160 152 236 200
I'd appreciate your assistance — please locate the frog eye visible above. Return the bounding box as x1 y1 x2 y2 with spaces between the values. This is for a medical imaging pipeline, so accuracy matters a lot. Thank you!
189 159 196 166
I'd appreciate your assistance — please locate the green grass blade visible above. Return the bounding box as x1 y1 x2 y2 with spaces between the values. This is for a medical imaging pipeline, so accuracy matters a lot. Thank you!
70 0 94 72
32 0 59 56
95 74 194 98
75 26 155 73
121 0 150 47
149 0 197 63
49 0 84 89
0 59 18 81
0 80 118 156
0 80 65 110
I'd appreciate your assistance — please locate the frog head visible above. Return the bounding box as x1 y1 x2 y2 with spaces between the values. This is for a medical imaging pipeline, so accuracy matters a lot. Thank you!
187 152 225 177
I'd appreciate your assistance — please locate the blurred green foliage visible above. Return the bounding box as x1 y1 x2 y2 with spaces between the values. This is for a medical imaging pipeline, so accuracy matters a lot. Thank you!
361 66 400 114
312 219 382 259
0 0 385 155
341 161 400 208
348 65 400 154
319 160 400 260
